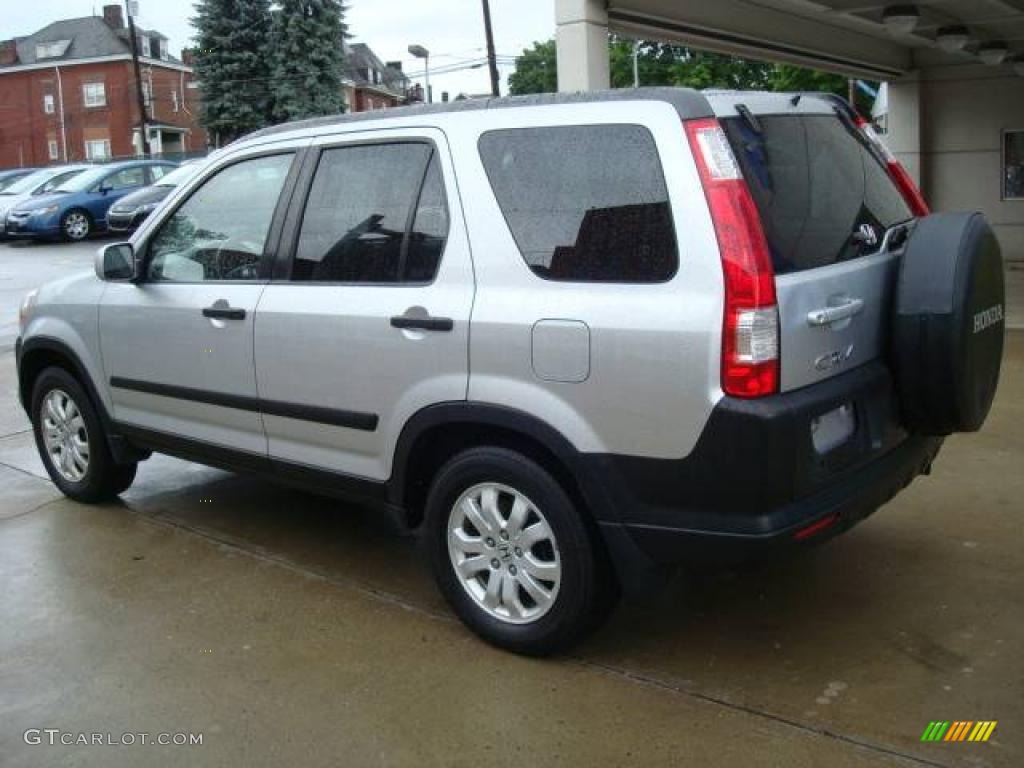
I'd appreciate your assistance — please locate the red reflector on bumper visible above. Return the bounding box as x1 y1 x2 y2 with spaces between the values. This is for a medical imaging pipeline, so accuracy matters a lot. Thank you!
793 513 840 541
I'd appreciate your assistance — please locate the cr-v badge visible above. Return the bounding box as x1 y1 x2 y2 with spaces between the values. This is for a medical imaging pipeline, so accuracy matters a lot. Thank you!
815 344 855 372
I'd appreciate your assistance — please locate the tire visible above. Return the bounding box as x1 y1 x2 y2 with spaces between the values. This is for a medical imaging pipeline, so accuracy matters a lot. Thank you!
892 213 1005 435
425 446 615 655
31 366 137 502
60 209 92 242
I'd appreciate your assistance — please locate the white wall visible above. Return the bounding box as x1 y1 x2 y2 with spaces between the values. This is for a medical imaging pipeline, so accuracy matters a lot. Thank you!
908 65 1024 263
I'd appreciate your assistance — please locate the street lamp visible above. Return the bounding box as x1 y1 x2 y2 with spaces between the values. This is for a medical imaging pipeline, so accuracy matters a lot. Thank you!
408 44 430 103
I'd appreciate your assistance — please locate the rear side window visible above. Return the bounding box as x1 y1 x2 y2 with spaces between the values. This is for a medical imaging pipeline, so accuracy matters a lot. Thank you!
293 143 448 283
479 125 677 282
722 115 912 274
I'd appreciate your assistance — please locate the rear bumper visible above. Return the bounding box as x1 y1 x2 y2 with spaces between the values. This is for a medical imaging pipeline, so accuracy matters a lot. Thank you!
589 361 942 569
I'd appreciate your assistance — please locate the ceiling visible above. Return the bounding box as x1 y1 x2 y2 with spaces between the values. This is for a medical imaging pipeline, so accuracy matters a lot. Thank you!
606 0 1024 78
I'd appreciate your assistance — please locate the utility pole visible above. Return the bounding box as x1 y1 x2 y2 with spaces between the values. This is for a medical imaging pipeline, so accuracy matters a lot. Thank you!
126 1 150 157
481 0 500 97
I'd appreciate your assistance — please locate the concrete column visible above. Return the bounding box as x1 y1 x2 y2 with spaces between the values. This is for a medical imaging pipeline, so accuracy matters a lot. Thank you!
885 73 923 189
555 0 610 92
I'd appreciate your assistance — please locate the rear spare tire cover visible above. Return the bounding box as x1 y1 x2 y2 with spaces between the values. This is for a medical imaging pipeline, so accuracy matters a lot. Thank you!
893 212 1004 435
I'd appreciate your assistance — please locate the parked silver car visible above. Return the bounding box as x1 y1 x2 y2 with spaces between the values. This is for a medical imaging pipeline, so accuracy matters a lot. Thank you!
0 165 91 233
15 89 1005 654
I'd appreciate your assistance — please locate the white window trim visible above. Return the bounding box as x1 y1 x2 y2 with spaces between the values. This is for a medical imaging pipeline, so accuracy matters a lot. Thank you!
43 93 55 114
141 35 151 58
85 139 111 161
1003 128 1024 202
83 82 106 108
48 140 59 160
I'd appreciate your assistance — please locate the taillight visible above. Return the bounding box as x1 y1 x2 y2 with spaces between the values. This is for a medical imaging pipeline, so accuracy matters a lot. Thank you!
685 118 779 398
856 117 930 217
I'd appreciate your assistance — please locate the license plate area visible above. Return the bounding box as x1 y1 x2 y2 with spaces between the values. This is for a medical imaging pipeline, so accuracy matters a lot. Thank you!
811 403 855 455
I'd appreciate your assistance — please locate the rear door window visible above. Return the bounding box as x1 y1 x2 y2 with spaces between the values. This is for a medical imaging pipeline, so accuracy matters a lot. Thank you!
292 142 447 283
478 124 677 283
722 115 912 274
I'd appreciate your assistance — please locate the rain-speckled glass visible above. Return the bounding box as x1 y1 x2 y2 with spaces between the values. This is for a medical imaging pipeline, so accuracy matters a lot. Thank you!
479 125 678 283
723 115 913 274
293 143 447 283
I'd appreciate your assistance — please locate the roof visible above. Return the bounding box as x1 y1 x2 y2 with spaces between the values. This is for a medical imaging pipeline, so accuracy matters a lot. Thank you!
3 15 179 68
346 42 409 96
245 87 715 142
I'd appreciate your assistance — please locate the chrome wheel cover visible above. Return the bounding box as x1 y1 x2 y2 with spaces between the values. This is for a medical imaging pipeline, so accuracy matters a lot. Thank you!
447 482 561 624
64 212 89 240
40 389 90 483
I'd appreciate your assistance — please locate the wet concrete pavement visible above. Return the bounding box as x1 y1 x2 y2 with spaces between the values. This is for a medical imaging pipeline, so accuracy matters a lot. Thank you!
1 249 1021 766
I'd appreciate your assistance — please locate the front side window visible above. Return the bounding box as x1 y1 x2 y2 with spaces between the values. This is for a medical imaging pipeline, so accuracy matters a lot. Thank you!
83 82 106 108
292 142 448 283
147 153 293 283
1004 130 1024 201
478 124 678 283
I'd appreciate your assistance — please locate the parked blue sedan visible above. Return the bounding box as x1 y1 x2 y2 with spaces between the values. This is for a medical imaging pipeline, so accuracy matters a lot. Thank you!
5 160 176 241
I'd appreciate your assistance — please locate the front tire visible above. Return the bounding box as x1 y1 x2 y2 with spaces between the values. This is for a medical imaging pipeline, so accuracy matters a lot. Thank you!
61 209 92 241
425 446 615 655
31 367 137 502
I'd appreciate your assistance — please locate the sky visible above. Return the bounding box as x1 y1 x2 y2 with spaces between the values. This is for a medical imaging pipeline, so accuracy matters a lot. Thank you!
4 0 555 97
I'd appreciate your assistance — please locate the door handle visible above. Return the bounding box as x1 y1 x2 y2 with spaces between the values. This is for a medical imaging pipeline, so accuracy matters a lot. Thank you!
807 298 864 326
203 306 246 320
390 315 453 332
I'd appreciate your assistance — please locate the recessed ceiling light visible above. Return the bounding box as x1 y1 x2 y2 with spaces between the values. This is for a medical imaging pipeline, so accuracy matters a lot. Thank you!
978 42 1008 66
936 25 971 53
882 4 920 36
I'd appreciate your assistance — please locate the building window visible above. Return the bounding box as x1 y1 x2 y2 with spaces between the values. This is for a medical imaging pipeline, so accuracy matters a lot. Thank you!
140 35 151 58
1005 130 1024 201
82 82 106 108
159 39 168 60
35 40 71 59
48 140 59 160
142 81 153 108
85 139 111 161
43 94 55 114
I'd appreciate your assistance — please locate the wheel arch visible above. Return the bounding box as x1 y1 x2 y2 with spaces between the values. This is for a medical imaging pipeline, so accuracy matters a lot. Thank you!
390 403 615 530
18 336 144 464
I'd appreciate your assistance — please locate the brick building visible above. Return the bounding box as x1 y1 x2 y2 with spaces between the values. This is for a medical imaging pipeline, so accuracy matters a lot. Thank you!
0 5 206 169
343 42 421 112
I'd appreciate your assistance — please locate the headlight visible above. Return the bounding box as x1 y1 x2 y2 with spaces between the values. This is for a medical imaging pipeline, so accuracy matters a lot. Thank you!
18 289 39 333
137 203 158 213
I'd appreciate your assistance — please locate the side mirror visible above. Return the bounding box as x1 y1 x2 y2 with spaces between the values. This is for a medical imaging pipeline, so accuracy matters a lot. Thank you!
95 242 137 282
98 184 111 196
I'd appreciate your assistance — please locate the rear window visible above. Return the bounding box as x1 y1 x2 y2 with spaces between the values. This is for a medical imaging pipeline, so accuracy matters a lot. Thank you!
479 125 677 283
722 114 913 274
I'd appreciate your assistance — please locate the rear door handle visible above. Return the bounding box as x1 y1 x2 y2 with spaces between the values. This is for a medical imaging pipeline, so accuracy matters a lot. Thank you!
390 315 453 332
203 306 246 320
807 298 864 326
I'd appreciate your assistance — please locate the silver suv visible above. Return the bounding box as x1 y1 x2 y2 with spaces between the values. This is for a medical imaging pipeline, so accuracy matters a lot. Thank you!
15 89 1005 655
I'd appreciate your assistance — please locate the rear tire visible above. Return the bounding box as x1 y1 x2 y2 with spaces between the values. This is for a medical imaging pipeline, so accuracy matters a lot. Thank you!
31 367 137 502
424 446 615 655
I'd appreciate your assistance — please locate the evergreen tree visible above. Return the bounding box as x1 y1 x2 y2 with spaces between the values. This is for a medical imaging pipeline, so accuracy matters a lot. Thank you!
271 0 349 122
191 0 274 144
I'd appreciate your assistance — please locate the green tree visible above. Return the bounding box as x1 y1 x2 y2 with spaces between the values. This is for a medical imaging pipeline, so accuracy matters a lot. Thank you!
508 40 557 95
509 37 872 112
191 0 274 144
270 0 349 122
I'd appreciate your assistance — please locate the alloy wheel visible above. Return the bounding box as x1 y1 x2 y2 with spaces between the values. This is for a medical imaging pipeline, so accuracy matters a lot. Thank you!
64 212 89 240
40 389 90 483
447 482 562 624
